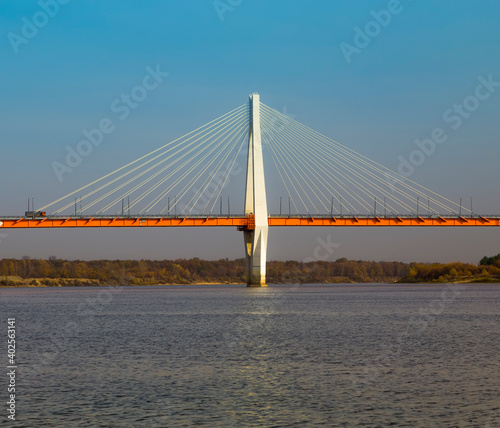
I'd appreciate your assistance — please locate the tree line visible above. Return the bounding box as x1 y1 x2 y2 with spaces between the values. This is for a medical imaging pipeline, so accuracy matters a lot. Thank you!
402 258 500 283
0 254 499 286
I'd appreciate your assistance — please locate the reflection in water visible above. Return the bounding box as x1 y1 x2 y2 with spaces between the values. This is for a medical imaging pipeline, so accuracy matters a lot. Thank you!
2 284 499 426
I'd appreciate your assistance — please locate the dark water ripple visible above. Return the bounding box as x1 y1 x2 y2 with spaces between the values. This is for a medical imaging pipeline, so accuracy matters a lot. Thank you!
2 284 499 427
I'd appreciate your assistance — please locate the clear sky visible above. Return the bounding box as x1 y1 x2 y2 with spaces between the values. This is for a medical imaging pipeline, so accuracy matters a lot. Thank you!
1 0 500 263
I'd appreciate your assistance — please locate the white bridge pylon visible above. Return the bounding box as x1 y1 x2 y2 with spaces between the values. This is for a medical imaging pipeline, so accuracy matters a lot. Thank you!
244 93 268 286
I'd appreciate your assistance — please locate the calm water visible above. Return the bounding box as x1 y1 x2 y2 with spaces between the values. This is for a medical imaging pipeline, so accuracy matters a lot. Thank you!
2 284 499 427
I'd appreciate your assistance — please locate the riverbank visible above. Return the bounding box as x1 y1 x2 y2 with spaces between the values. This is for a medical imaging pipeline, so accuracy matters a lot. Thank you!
2 275 499 287
0 276 100 287
1 257 499 286
397 276 500 284
0 276 245 287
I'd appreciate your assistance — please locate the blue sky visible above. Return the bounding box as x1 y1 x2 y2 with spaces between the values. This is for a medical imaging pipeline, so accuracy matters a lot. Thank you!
1 0 500 263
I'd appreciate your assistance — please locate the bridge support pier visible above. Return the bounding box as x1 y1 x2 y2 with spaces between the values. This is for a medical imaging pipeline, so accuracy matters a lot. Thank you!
243 228 268 286
243 93 268 287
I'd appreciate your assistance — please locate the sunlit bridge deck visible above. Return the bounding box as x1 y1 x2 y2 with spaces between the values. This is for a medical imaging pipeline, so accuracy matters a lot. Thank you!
1 214 500 229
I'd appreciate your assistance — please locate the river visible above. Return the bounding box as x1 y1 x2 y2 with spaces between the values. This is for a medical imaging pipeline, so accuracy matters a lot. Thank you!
2 284 499 427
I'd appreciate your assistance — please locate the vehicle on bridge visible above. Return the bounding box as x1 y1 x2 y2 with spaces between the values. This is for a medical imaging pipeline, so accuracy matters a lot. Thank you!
25 211 47 218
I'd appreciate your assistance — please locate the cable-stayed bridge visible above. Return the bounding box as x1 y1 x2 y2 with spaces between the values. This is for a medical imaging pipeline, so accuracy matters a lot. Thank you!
1 93 499 286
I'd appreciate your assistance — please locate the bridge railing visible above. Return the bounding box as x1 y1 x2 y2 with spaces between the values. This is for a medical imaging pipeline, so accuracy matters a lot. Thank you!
2 213 500 220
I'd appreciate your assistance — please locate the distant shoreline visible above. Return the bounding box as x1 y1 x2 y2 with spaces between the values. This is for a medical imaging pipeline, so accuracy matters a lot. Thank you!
1 257 499 287
0 276 246 287
2 276 499 288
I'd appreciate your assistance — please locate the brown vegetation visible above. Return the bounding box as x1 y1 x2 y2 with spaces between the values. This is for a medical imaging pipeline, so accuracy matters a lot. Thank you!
400 260 500 283
0 254 499 286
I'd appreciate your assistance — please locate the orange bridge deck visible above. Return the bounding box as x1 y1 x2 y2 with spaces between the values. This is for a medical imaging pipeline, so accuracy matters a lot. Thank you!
1 214 500 229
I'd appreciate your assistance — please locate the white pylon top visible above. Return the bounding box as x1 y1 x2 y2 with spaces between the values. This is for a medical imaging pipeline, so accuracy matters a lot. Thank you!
244 93 268 225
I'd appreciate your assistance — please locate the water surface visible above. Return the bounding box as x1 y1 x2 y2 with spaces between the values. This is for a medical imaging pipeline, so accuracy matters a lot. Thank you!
2 284 499 427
